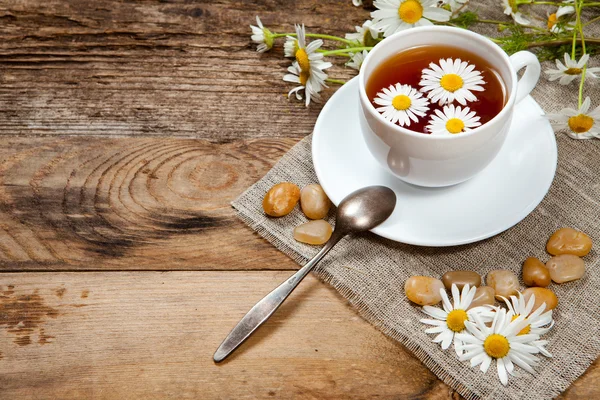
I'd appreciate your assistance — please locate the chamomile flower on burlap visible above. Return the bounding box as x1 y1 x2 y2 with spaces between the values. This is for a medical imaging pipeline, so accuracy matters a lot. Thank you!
547 4 575 33
346 50 369 71
442 0 468 12
501 0 530 25
547 97 600 140
283 24 332 107
420 284 494 356
456 308 542 386
345 20 380 47
545 53 600 85
500 293 554 357
353 0 363 6
371 0 451 38
426 104 481 135
373 83 430 126
419 58 485 106
250 16 274 53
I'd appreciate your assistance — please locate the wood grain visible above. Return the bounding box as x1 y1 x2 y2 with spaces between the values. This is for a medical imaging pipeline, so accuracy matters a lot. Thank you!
0 0 365 139
0 272 453 399
0 136 307 271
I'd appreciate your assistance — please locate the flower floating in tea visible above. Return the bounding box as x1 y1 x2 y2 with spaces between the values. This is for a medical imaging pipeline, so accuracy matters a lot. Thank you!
370 0 450 38
500 293 554 357
419 58 486 106
547 97 600 140
283 24 332 106
426 104 481 135
373 83 430 126
420 284 494 355
545 53 600 85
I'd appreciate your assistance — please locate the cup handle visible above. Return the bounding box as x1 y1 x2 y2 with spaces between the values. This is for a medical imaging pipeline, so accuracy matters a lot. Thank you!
509 51 541 104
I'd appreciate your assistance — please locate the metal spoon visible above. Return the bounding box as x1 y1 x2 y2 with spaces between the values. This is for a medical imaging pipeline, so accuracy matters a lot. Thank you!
213 185 396 363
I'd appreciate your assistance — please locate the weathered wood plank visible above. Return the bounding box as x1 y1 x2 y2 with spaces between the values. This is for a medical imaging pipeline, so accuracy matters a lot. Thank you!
0 271 454 399
0 136 306 271
0 0 366 139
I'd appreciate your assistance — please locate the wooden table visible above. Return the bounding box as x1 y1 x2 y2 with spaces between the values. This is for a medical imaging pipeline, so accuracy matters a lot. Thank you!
0 1 598 398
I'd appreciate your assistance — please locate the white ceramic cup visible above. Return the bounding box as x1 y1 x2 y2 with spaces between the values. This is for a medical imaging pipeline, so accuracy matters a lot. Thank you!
358 26 541 187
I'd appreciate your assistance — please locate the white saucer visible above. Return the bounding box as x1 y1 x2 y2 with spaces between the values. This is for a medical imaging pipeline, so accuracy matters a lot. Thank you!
312 77 557 246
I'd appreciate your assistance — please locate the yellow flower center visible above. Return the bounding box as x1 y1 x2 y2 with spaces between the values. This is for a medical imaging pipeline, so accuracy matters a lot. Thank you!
547 13 557 29
398 0 423 24
296 48 311 74
483 334 510 359
299 70 310 86
565 67 583 75
440 73 464 92
510 315 531 335
446 309 468 332
392 94 412 110
508 0 518 12
445 118 465 134
568 114 594 133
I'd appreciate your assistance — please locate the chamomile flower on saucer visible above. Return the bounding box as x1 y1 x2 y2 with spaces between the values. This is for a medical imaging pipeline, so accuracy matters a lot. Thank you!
371 0 451 38
283 24 332 107
421 284 494 355
545 53 600 85
501 0 530 25
500 293 554 357
419 58 485 106
373 83 430 126
346 50 368 71
426 104 481 135
547 97 600 140
345 20 380 46
456 308 541 386
250 16 274 53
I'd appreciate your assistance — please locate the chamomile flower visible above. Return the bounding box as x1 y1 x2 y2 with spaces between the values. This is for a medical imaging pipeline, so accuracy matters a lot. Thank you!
345 20 380 47
371 0 451 38
442 0 468 12
420 284 494 355
283 25 332 106
457 308 542 386
420 58 485 106
547 4 575 33
426 104 481 135
373 83 430 126
346 50 368 71
502 0 530 25
500 293 554 357
250 16 274 53
545 53 600 85
547 97 600 140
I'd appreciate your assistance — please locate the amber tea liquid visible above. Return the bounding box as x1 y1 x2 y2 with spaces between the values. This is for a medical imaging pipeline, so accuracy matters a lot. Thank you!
366 45 507 134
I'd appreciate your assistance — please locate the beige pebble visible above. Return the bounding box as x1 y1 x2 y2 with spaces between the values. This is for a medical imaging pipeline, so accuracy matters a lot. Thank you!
487 270 519 299
546 227 592 257
467 286 495 310
546 254 585 283
441 270 481 290
300 184 331 220
522 287 558 311
404 276 444 306
263 182 300 217
522 257 551 287
293 220 332 245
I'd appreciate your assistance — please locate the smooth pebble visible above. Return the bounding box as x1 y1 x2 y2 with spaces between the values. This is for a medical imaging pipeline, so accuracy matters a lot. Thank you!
262 182 300 217
522 287 558 311
546 254 585 283
441 270 481 290
487 270 519 299
404 276 444 306
293 220 332 245
522 257 551 287
546 227 592 257
467 286 496 310
300 184 331 220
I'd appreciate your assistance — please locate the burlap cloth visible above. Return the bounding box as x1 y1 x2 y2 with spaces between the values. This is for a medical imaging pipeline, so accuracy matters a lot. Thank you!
233 4 600 399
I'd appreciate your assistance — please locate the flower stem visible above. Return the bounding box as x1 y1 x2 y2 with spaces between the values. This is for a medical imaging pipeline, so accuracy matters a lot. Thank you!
326 78 346 85
576 0 586 108
583 15 600 26
317 49 352 57
525 37 600 49
321 47 373 56
272 33 356 46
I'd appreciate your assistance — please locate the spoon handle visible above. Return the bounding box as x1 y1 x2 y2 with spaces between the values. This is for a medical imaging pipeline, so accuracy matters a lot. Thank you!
213 232 344 363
